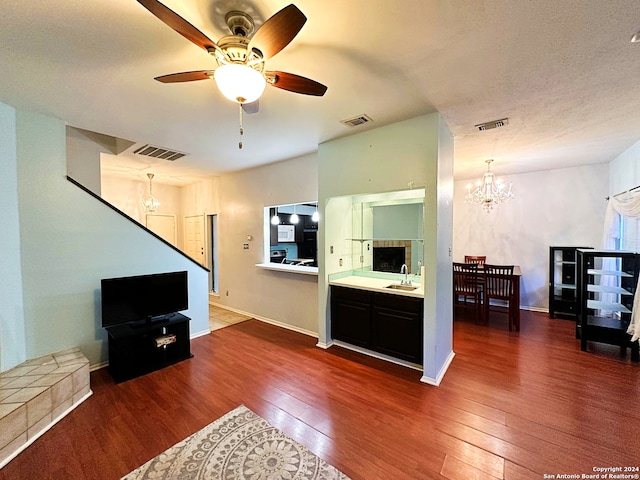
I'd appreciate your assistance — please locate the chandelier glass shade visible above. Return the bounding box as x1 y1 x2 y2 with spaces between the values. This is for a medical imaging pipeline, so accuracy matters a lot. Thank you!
465 160 514 212
142 173 159 213
214 64 266 104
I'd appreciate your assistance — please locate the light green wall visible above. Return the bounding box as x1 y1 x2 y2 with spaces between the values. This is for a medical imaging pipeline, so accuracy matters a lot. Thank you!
0 104 209 370
432 114 454 380
318 113 454 383
0 103 26 370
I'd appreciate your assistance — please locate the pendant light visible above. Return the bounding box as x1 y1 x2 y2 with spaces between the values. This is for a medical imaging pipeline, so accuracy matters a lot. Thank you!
290 204 299 224
271 208 280 225
142 173 160 213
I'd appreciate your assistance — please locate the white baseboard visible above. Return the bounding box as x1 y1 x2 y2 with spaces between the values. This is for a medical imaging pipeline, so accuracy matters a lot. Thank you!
420 350 455 386
191 328 211 339
209 302 318 338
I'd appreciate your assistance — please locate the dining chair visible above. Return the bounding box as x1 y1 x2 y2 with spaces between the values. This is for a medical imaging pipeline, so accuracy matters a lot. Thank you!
483 264 517 331
452 262 482 323
464 255 487 267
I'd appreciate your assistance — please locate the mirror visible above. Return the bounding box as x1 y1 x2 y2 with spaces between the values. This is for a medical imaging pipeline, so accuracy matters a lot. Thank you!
351 189 424 274
266 202 319 267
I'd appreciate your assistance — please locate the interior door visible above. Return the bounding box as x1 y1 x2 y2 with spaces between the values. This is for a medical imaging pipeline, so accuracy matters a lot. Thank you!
184 215 205 266
146 214 177 246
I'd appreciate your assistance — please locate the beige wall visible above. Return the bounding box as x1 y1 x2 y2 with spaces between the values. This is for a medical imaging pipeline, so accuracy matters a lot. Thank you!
211 154 319 334
99 153 319 334
101 174 183 240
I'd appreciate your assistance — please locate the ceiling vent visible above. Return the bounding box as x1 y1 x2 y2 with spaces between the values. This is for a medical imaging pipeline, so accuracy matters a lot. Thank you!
475 118 509 131
133 144 187 161
340 114 373 128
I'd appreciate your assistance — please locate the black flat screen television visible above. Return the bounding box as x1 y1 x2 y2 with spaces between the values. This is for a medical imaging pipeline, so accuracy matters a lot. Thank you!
101 271 188 328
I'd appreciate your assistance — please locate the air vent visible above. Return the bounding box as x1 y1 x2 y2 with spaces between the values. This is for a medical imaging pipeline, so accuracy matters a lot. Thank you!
340 114 373 128
475 118 509 131
133 144 187 161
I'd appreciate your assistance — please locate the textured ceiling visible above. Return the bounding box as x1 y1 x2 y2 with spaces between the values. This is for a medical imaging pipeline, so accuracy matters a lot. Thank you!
1 0 640 185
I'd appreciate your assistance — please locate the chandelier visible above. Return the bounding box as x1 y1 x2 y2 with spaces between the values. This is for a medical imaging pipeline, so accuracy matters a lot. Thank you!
465 160 514 212
142 173 159 213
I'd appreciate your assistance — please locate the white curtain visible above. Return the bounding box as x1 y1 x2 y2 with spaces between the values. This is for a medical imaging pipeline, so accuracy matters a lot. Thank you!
601 192 640 343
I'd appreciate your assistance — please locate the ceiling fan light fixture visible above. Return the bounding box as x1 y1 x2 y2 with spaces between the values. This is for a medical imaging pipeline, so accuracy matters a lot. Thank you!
215 63 266 104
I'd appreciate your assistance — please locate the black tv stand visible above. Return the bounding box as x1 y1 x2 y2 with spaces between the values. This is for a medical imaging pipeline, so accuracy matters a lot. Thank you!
106 313 193 383
129 313 175 329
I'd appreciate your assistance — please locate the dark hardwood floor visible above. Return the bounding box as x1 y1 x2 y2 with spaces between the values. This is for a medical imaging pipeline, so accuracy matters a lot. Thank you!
1 309 638 480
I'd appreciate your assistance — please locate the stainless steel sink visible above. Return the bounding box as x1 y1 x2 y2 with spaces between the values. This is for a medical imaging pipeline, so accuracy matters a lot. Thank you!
385 284 418 291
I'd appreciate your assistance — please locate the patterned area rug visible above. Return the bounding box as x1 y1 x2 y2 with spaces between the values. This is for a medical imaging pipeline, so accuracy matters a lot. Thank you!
122 405 350 480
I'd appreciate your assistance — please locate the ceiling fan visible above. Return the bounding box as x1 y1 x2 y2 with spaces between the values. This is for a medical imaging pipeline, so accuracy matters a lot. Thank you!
136 0 327 111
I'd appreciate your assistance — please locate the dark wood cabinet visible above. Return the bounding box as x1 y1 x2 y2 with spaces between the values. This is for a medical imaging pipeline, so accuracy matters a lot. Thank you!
372 293 423 363
331 286 423 364
331 286 371 348
577 249 639 361
106 313 193 383
549 246 592 321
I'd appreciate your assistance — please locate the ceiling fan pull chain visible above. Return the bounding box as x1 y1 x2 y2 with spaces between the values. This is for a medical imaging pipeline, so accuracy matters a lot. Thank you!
238 103 244 149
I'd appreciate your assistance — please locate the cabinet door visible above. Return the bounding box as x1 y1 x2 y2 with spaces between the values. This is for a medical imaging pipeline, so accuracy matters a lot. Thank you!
332 299 371 347
372 305 423 363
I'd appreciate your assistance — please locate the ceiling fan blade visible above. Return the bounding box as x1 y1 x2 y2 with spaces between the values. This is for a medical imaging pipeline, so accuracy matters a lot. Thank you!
154 70 215 83
247 4 306 60
242 100 260 114
268 71 327 96
137 0 217 51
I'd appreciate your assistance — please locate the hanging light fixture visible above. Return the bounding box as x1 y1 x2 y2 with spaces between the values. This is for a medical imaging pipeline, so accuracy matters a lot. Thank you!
465 159 514 212
271 207 280 225
290 204 299 224
142 173 160 213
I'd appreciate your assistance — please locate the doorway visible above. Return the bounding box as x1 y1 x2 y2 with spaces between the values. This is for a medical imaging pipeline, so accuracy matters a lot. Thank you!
184 215 205 266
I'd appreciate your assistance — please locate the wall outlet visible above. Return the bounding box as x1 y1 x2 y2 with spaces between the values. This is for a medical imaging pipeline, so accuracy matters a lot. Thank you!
330 246 334 254
339 258 343 266
243 243 249 249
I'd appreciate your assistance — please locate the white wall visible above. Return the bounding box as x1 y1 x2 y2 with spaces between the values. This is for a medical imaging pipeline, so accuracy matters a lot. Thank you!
609 140 640 194
0 104 209 370
453 163 609 311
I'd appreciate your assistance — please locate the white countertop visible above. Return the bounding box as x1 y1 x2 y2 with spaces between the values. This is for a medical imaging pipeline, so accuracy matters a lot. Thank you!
329 275 424 298
256 262 319 276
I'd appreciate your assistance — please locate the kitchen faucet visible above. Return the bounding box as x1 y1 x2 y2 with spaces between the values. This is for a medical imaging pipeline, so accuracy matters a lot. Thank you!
400 264 411 286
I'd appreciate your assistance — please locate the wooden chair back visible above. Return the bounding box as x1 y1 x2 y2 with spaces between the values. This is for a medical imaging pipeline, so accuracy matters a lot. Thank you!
484 264 515 300
464 255 487 267
453 262 480 294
